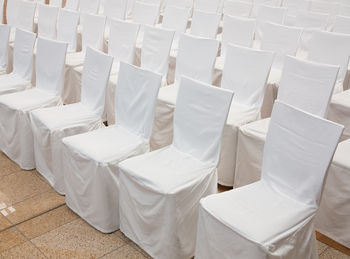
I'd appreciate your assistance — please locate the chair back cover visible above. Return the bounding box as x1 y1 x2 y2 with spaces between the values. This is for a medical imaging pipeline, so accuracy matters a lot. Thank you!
305 30 350 89
65 0 80 10
333 15 350 34
104 0 127 21
81 13 106 52
190 10 221 39
50 0 63 7
256 5 287 41
251 0 282 17
221 15 255 58
261 101 344 207
57 9 80 52
221 44 274 109
175 34 219 85
308 1 339 17
17 0 36 32
12 29 36 81
79 0 100 14
339 4 350 17
162 6 190 37
260 22 302 71
132 2 160 26
173 76 233 165
295 10 328 29
224 0 252 17
0 25 10 71
35 37 68 95
278 56 339 118
6 0 21 26
108 19 140 64
0 0 3 24
38 4 59 39
282 0 308 16
195 0 222 13
115 62 162 139
167 0 192 9
81 47 113 116
141 25 174 77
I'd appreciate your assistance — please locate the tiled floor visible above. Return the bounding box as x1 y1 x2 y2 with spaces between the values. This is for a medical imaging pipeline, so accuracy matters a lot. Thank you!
0 152 349 258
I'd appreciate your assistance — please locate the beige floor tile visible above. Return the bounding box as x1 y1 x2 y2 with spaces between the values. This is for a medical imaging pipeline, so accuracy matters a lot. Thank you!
32 218 126 258
17 205 78 239
0 215 11 232
5 190 65 225
0 152 21 178
318 240 329 255
129 241 152 259
115 230 132 244
0 241 46 259
0 170 51 206
0 227 26 253
319 247 350 259
101 244 147 259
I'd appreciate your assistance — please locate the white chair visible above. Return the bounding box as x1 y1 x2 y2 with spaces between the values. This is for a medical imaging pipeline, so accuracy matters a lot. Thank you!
63 62 162 233
195 101 343 259
166 0 193 9
30 47 113 194
303 30 350 94
132 2 160 26
217 44 274 187
0 24 10 75
103 0 127 28
333 15 350 34
63 13 106 104
223 0 252 17
221 15 256 58
190 10 221 39
50 0 63 7
37 4 59 39
195 0 223 13
6 0 21 27
339 4 350 17
328 90 350 141
119 76 233 258
79 0 100 14
65 0 80 10
0 37 68 170
295 10 329 29
315 138 350 249
308 0 340 17
251 0 282 17
57 9 80 53
15 0 37 33
235 56 339 188
0 29 36 95
151 34 219 149
282 0 308 17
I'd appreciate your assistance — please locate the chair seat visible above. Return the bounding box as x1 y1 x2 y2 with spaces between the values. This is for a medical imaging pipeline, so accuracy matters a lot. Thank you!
63 125 147 163
0 73 31 95
119 146 215 194
157 83 178 106
226 103 261 127
66 51 85 67
239 117 270 139
201 181 316 244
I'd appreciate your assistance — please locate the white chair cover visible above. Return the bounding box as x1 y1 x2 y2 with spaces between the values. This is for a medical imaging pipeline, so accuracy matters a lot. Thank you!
119 76 233 258
308 1 339 17
328 90 350 141
221 15 255 58
65 0 80 10
0 24 10 75
333 15 350 34
195 0 222 13
195 101 343 259
132 2 160 26
63 62 162 233
38 4 59 39
217 44 274 187
79 0 100 14
151 34 219 149
339 4 350 17
295 10 329 29
6 0 21 26
16 0 36 32
166 0 193 9
282 0 308 17
251 0 282 17
235 56 340 188
50 0 63 7
57 9 80 52
0 0 3 24
30 47 113 194
0 37 67 170
190 10 221 39
81 13 106 52
103 0 127 23
315 139 350 249
224 0 252 17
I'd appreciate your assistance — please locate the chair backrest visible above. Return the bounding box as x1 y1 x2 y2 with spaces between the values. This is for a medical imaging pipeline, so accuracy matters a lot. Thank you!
167 0 193 9
81 47 113 116
256 5 287 41
221 15 255 58
308 1 339 17
224 0 252 17
17 0 36 32
278 56 339 118
57 9 79 53
0 25 10 71
304 30 350 90
251 0 282 17
141 25 174 78
115 62 162 139
132 2 159 26
65 0 80 10
262 101 343 207
295 10 329 29
339 4 350 17
103 0 127 21
50 0 63 7
175 34 219 85
173 76 233 165
81 13 106 52
38 4 59 39
35 37 68 95
333 15 350 34
6 0 21 26
221 44 274 109
162 6 190 36
282 0 308 17
194 0 222 13
12 29 36 81
190 10 221 39
79 0 100 14
260 22 303 71
108 19 140 64
0 0 3 24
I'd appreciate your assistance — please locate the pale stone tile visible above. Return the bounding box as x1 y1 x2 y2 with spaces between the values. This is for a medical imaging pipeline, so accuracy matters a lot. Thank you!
319 247 350 259
0 227 26 253
0 241 46 259
101 244 147 259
